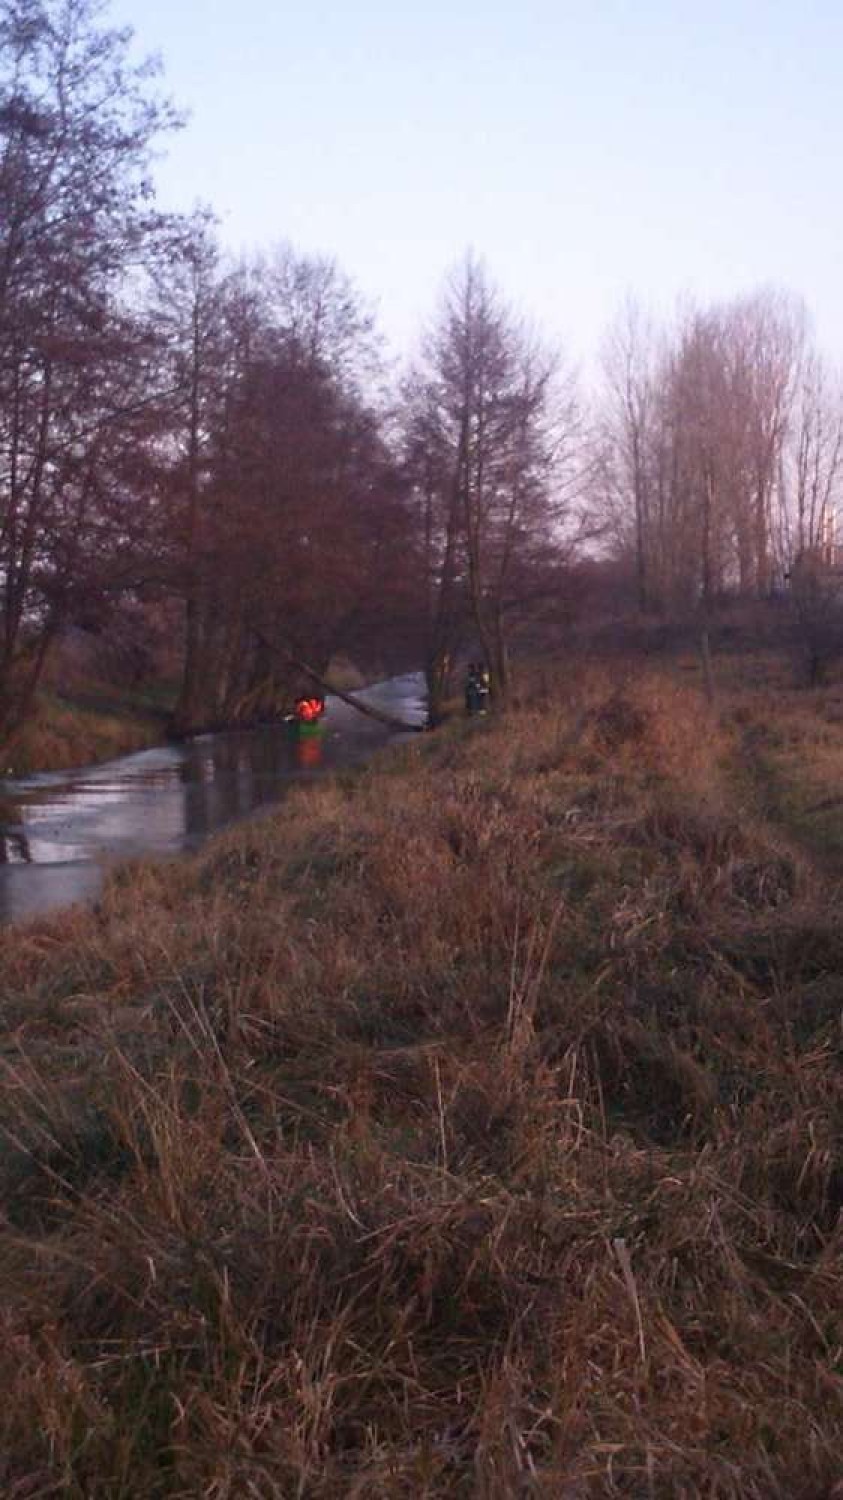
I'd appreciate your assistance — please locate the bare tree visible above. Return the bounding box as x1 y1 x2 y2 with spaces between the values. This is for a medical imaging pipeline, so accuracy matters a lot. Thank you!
733 291 805 595
0 0 178 734
601 297 657 611
783 352 843 562
779 353 843 684
402 369 466 722
599 289 805 615
261 245 380 392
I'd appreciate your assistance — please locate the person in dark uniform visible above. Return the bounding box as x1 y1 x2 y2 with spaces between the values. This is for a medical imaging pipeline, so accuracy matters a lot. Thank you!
465 663 479 715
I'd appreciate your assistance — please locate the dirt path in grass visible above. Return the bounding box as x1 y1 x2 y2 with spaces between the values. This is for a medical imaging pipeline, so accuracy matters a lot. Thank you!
734 710 843 881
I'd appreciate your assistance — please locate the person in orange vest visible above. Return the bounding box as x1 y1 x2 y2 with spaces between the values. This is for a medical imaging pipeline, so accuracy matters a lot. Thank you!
294 695 326 723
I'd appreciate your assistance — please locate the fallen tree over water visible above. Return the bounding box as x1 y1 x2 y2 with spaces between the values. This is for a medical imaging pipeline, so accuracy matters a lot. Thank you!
255 632 427 734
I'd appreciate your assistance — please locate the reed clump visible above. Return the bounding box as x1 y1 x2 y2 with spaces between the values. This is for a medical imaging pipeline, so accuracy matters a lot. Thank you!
0 667 840 1497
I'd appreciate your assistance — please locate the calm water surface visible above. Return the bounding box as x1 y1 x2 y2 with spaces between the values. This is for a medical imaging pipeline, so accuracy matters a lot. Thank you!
0 674 425 925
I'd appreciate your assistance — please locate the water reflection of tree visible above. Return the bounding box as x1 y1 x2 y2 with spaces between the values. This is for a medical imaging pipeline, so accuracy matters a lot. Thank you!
177 730 309 841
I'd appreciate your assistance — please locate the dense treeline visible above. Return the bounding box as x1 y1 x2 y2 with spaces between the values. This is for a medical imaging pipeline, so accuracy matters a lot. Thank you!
3 0 843 748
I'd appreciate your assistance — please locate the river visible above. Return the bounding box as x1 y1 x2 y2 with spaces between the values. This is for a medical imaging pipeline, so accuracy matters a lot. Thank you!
0 674 426 925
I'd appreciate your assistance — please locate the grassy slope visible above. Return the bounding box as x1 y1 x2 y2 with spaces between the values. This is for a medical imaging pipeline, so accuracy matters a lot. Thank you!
0 661 841 1496
0 683 172 776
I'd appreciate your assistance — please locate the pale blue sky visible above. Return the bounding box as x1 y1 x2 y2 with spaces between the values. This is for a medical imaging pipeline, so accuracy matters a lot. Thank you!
113 0 843 367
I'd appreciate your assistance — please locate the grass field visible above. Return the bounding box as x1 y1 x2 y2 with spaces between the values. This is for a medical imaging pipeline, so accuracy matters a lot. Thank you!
0 654 841 1496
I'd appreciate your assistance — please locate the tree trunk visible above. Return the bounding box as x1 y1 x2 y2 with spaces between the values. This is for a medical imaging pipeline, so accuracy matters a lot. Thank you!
425 646 451 727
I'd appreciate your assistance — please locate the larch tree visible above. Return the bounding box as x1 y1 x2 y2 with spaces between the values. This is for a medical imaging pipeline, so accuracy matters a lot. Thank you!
404 256 579 715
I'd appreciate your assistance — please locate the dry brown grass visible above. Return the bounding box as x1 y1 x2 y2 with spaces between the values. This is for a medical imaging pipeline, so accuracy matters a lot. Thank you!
0 663 841 1496
1 690 165 776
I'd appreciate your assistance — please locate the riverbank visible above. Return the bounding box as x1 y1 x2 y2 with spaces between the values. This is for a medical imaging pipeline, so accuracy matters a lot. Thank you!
0 674 425 925
1 659 841 1495
0 652 376 777
0 684 171 776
